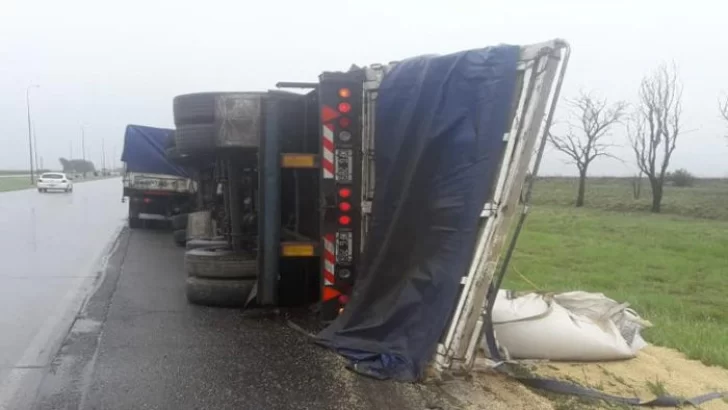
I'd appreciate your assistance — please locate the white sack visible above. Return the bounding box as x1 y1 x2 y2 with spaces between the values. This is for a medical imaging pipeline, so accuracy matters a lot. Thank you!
484 290 650 361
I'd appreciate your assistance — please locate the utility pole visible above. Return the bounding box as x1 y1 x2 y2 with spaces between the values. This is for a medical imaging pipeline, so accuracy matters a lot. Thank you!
32 121 40 172
81 125 87 177
102 138 106 172
70 141 73 159
26 84 40 184
81 126 86 162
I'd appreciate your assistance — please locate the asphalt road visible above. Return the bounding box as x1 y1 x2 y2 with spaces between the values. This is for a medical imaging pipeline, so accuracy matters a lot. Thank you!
0 178 126 409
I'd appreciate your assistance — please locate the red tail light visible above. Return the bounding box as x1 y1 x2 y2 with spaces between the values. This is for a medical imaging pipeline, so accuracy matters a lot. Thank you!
338 102 351 113
339 117 351 128
338 188 351 198
143 198 152 204
338 294 350 304
338 215 351 226
339 202 351 212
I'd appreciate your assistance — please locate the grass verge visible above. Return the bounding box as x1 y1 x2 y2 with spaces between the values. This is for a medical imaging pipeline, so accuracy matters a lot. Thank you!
0 177 34 192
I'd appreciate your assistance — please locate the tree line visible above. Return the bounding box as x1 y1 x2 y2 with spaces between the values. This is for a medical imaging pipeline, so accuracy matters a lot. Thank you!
549 62 725 213
59 157 96 174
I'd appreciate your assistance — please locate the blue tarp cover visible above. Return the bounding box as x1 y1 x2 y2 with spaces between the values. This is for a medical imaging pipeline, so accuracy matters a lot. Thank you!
315 45 521 381
121 124 188 177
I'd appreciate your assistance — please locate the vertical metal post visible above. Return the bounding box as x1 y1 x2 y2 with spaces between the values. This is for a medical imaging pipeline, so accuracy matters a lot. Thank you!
258 97 281 305
26 85 38 184
81 126 86 161
32 122 39 173
227 160 243 251
102 138 106 172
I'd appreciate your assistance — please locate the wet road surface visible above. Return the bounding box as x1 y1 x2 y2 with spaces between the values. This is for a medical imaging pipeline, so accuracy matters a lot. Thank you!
0 178 126 408
27 222 455 409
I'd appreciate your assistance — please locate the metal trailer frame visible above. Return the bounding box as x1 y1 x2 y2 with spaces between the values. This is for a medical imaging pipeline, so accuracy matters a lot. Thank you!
434 40 571 373
257 91 323 306
355 40 570 373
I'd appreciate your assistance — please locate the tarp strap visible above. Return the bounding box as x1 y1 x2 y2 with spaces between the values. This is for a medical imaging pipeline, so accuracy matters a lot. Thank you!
493 364 727 407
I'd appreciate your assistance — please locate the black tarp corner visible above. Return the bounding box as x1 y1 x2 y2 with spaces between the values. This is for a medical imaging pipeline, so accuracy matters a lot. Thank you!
315 45 521 381
121 124 188 177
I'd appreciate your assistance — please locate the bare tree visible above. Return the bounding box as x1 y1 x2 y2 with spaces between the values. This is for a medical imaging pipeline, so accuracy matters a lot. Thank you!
720 94 728 139
628 63 683 213
630 171 643 200
549 91 627 207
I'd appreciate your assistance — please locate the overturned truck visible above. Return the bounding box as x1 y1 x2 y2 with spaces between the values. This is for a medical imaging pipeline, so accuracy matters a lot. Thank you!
166 41 569 376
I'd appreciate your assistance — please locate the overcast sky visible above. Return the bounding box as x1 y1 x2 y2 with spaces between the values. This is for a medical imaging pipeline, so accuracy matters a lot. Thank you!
2 0 726 176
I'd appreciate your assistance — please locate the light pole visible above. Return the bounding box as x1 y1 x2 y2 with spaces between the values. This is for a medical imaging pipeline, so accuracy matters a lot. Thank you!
26 84 40 184
32 121 40 172
101 138 106 173
80 125 87 162
80 124 87 176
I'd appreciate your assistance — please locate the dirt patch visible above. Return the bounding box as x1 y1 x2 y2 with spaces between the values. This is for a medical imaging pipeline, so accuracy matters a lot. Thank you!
531 345 728 409
434 371 555 410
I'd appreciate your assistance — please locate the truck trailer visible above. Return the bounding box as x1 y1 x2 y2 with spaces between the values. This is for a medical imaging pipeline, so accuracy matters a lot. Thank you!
167 40 569 379
121 125 197 230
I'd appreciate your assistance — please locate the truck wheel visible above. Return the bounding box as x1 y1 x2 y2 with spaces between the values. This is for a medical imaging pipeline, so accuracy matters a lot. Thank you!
173 92 226 125
186 239 229 250
185 276 255 308
171 213 188 230
185 247 257 279
175 124 217 156
173 229 187 247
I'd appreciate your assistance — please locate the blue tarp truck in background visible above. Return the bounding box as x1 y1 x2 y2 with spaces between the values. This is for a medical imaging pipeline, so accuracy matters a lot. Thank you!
121 124 196 229
316 45 522 381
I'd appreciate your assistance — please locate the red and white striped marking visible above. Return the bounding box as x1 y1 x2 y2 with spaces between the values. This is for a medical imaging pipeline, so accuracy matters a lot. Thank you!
322 124 335 179
322 234 336 285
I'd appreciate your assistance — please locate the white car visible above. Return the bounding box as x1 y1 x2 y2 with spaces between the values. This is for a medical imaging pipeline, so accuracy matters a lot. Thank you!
37 172 73 193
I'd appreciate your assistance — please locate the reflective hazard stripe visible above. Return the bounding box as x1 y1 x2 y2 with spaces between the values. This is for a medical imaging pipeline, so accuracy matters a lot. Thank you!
322 124 335 179
322 234 336 285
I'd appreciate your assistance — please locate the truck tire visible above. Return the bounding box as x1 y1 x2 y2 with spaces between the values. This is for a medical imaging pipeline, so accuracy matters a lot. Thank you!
173 229 187 247
171 213 188 230
185 248 257 279
186 239 229 250
173 92 225 125
175 124 217 156
185 277 255 308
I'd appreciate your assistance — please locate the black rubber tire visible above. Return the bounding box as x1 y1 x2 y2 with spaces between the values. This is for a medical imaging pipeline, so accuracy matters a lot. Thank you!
185 248 257 279
173 229 187 246
185 276 255 308
171 214 188 230
37 188 43 193
175 124 217 156
186 239 229 250
173 92 227 125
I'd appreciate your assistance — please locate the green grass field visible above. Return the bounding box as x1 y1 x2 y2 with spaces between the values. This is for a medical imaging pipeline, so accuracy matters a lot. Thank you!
504 183 728 368
0 177 34 192
531 177 728 220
